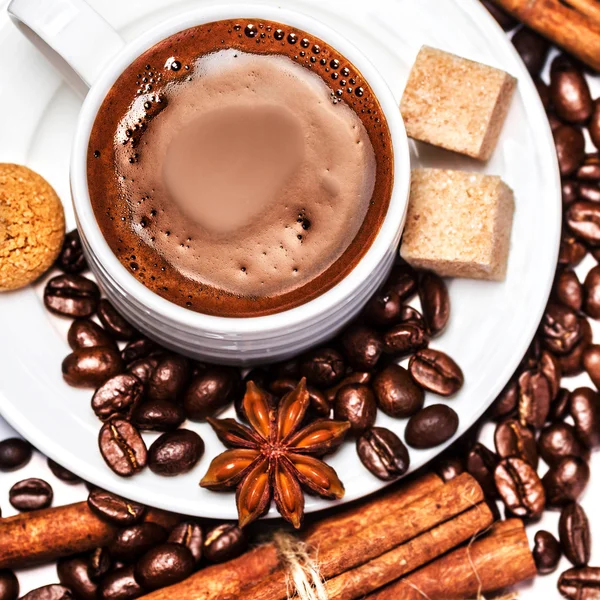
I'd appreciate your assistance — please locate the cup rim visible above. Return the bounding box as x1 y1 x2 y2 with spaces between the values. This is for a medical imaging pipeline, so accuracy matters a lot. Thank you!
70 3 411 335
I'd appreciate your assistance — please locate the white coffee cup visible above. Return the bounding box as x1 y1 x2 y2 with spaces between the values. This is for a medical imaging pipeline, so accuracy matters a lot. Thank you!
8 0 410 365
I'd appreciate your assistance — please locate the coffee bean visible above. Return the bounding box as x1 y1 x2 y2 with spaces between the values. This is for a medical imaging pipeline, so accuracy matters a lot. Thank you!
325 372 372 405
68 320 117 351
512 26 550 77
126 358 158 385
340 325 382 370
121 339 159 364
569 387 600 448
55 230 87 274
489 378 518 421
549 387 571 422
134 543 195 591
362 289 402 326
372 364 424 418
553 269 583 311
554 126 586 177
563 180 580 205
543 456 589 507
405 405 459 449
44 275 100 318
540 303 582 355
577 154 600 180
584 265 600 318
557 316 592 377
559 502 591 567
98 300 138 340
418 272 450 336
386 264 418 300
550 56 593 123
98 419 147 477
590 99 600 150
203 524 247 563
99 565 143 600
538 422 589 467
131 399 185 432
558 567 600 599
9 478 52 511
577 182 600 202
300 348 345 386
466 443 499 498
147 355 190 403
481 0 517 29
540 351 562 399
382 322 428 357
20 585 73 600
567 201 600 245
435 456 464 482
269 379 329 417
47 459 80 483
549 113 563 132
0 570 18 600
583 345 600 389
148 430 204 476
0 438 32 471
409 349 463 397
109 523 168 562
269 359 301 380
533 530 561 574
494 457 545 518
63 348 124 388
92 374 144 421
168 522 203 564
356 427 409 480
57 556 97 600
183 366 241 420
494 419 538 468
517 368 552 429
88 548 111 582
87 490 146 525
334 385 377 434
559 230 587 267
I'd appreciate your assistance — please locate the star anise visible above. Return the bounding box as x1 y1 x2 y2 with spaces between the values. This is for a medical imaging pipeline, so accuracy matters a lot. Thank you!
200 378 350 528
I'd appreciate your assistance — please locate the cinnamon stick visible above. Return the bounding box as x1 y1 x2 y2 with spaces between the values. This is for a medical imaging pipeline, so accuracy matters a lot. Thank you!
491 0 600 71
0 502 179 569
139 473 443 600
366 519 536 600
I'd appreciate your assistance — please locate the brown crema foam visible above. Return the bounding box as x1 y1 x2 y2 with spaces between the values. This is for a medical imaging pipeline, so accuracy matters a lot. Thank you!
88 19 393 317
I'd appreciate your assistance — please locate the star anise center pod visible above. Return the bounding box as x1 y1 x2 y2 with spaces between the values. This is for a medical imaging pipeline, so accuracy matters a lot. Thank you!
200 378 350 528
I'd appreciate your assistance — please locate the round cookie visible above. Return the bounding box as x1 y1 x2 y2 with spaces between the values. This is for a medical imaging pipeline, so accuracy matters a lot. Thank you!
0 164 65 291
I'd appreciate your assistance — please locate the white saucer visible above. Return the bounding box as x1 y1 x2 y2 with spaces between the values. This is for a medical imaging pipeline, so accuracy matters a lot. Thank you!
0 0 560 519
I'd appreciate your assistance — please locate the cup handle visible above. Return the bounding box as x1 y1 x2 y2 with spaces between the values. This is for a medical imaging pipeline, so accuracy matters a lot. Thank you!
7 0 125 96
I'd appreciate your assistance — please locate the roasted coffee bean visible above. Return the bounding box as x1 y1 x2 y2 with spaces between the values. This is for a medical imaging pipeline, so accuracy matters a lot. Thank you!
435 456 464 482
557 316 592 377
405 405 459 449
87 490 145 525
126 358 158 385
362 288 402 326
148 430 204 476
543 456 589 507
44 275 100 318
577 182 600 202
533 530 561 574
540 351 562 399
242 368 270 392
494 419 538 468
548 113 563 131
356 427 409 481
183 366 241 420
372 364 424 418
591 99 600 150
554 126 586 177
97 300 137 340
334 385 377 434
584 265 600 318
56 230 87 274
386 264 418 301
203 524 247 563
559 230 587 267
481 0 517 29
20 585 73 600
382 322 428 356
68 319 117 351
300 348 345 387
559 502 591 567
418 272 450 336
121 338 159 364
583 345 600 389
134 543 195 591
0 570 18 600
326 372 372 405
540 303 582 355
489 378 519 421
569 387 600 448
567 201 600 245
147 355 190 403
109 523 168 562
340 325 382 370
88 548 111 582
168 522 203 564
269 359 301 380
9 478 52 511
563 180 580 205
63 348 124 388
99 565 143 600
131 399 185 432
558 566 600 599
0 438 32 471
47 458 80 483
553 269 583 311
517 369 552 429
538 422 589 467
92 374 144 421
577 154 600 180
494 457 545 518
512 26 550 77
537 78 552 109
57 556 97 600
550 55 593 123
549 387 571 422
466 443 499 498
408 349 463 397
269 379 329 416
98 419 147 477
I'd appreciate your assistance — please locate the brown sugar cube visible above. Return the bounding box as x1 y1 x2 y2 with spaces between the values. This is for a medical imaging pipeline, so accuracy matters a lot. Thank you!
400 46 517 160
400 169 514 281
